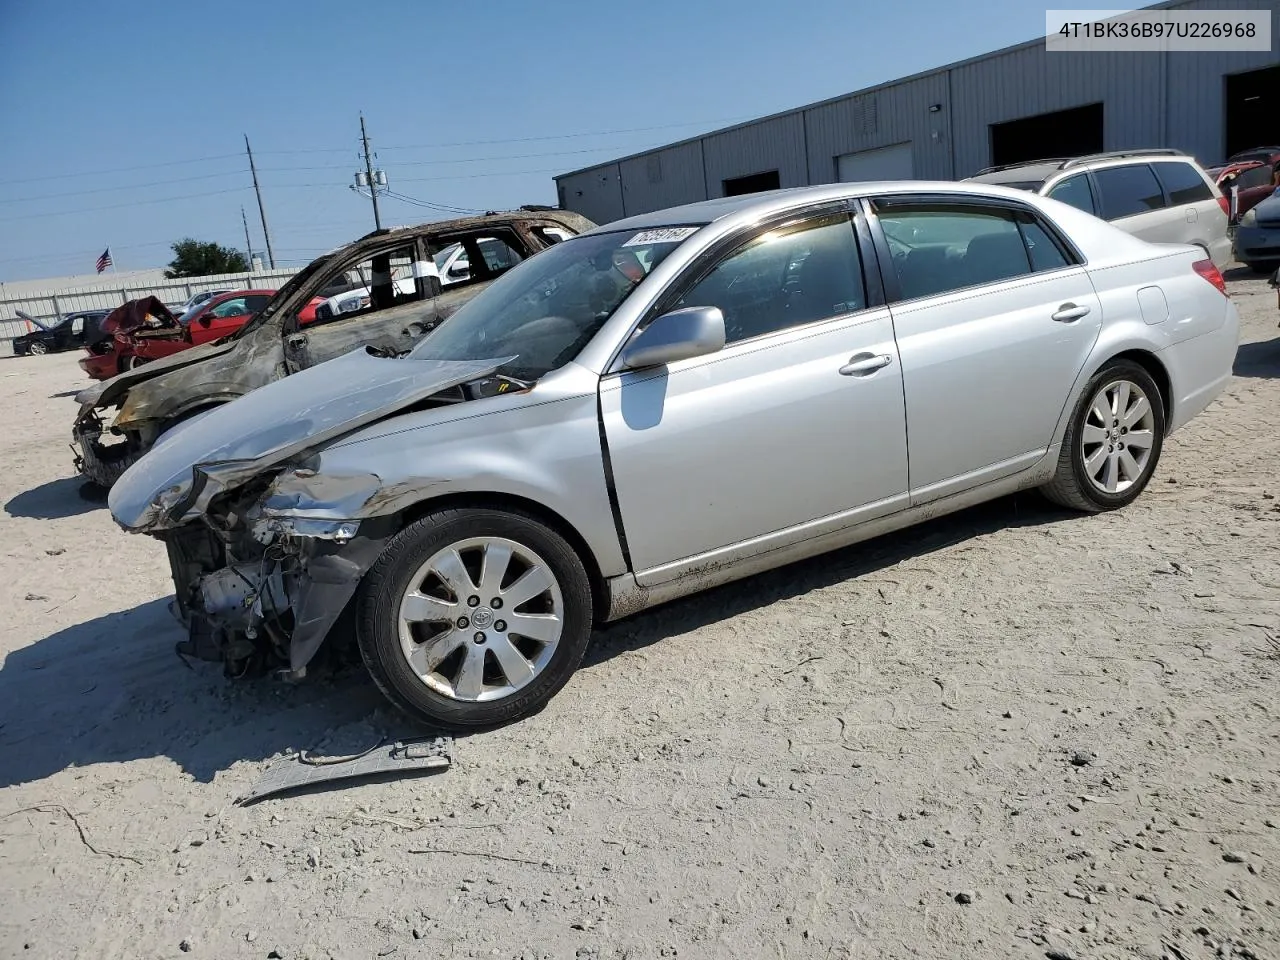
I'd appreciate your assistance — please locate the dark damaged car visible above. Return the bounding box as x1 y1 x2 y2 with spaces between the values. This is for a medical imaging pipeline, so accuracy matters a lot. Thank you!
72 209 592 488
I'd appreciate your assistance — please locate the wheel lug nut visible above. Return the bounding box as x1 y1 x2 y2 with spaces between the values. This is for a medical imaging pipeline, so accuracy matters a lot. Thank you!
457 616 470 629
494 620 507 632
467 596 480 607
473 632 486 644
491 598 502 609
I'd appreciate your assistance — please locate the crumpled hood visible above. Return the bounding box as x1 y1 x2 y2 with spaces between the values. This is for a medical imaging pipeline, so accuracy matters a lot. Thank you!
108 348 508 533
74 337 239 412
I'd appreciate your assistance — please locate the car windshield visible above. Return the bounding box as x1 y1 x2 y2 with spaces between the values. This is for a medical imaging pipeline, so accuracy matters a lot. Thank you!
409 226 699 380
433 243 460 270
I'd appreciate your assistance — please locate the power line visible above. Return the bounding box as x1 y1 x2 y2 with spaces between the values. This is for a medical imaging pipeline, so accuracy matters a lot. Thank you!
0 170 246 205
0 187 249 224
382 190 482 216
0 153 244 187
250 117 754 155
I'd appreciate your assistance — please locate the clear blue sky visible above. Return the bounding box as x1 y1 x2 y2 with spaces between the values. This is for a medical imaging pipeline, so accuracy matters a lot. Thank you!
1 0 1079 281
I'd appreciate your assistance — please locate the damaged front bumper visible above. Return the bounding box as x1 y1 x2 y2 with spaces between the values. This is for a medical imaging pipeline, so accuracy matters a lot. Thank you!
71 410 149 489
166 513 395 678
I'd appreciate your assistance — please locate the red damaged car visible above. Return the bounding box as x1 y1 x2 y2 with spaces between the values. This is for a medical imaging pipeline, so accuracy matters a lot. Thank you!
128 289 329 364
79 296 179 380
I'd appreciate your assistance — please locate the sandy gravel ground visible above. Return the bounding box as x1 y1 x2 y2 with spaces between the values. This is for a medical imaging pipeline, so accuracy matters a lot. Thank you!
1 272 1278 960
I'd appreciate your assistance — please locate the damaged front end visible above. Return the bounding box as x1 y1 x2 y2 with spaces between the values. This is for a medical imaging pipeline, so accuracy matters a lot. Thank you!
108 349 510 681
164 498 394 679
72 407 152 489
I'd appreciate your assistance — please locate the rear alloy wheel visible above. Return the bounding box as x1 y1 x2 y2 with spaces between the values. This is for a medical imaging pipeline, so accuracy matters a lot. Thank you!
357 508 593 729
1041 360 1165 512
29 341 48 356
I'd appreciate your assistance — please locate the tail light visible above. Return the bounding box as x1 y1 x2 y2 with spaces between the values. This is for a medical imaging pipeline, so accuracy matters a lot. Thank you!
1217 194 1230 217
1192 258 1227 297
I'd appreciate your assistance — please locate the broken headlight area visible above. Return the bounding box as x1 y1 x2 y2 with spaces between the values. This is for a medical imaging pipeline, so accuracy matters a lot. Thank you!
163 484 394 682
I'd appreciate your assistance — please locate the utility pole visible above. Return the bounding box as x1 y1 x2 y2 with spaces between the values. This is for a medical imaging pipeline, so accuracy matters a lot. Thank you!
244 135 276 268
240 206 255 269
360 113 383 231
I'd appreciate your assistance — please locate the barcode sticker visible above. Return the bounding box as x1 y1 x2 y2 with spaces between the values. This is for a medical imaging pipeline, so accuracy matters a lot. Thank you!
622 227 699 247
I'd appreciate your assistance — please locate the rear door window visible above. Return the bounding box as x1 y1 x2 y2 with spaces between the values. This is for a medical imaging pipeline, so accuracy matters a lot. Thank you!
1152 162 1213 205
1093 164 1167 220
874 203 1032 299
1046 174 1096 216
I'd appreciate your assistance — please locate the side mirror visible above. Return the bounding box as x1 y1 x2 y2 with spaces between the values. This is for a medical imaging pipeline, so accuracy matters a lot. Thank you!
448 264 469 280
619 305 725 371
198 315 212 327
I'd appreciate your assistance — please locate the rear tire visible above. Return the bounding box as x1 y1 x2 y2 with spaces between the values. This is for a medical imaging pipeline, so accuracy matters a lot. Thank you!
356 507 593 729
1040 360 1165 513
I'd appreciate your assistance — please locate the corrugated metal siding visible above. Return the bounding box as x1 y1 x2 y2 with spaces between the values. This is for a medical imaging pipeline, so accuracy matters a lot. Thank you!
553 0 1279 222
701 113 808 197
618 140 707 214
1167 0 1279 161
949 45 1165 176
805 73 952 181
555 163 625 225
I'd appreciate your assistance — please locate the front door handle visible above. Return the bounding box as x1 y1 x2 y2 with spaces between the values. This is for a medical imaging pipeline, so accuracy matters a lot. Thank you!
1051 303 1091 323
839 352 893 376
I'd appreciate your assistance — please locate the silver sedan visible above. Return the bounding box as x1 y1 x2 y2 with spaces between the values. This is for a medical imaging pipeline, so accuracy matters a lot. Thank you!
110 181 1240 728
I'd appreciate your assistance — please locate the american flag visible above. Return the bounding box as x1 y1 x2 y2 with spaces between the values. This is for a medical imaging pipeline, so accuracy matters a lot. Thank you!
95 248 112 273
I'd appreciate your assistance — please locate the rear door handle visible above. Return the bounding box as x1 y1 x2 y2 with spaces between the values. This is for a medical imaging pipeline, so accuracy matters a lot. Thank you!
839 352 893 376
1051 303 1091 323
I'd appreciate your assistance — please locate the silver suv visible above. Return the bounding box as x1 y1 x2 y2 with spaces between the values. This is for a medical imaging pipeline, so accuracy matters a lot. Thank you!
967 150 1230 268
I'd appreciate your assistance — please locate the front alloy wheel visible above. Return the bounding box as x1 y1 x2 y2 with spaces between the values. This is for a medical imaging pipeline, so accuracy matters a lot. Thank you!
357 508 593 728
397 537 564 702
29 341 48 355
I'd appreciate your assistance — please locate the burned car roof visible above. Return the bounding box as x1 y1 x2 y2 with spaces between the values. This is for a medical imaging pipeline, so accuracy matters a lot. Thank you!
71 207 596 490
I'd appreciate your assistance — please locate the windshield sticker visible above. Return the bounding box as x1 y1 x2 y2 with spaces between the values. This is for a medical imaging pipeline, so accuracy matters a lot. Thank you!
622 227 699 247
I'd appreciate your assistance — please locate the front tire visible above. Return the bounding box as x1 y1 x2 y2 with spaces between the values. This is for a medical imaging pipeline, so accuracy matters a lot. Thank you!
1041 360 1165 513
356 508 593 729
29 342 47 356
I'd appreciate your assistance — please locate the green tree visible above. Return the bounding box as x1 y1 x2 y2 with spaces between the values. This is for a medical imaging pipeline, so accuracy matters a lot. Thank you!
164 239 249 278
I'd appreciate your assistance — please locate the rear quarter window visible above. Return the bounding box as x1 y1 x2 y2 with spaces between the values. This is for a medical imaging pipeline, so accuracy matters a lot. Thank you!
1046 174 1096 216
1152 162 1213 205
1093 164 1167 220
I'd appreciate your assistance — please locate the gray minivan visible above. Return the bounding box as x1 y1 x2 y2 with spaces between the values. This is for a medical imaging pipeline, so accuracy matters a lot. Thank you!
967 149 1230 269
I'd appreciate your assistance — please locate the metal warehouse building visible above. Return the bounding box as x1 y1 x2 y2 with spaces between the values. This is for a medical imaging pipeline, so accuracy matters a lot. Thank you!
554 0 1279 226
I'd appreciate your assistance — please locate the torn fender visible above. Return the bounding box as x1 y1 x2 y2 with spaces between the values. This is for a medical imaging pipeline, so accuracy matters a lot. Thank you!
107 348 511 533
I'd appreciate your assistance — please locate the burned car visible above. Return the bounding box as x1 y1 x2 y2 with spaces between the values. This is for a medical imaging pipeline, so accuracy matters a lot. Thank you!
72 209 593 488
108 182 1237 729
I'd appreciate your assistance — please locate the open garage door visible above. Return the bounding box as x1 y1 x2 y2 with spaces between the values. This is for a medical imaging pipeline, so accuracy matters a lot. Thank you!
989 103 1104 167
836 142 914 182
1225 65 1279 159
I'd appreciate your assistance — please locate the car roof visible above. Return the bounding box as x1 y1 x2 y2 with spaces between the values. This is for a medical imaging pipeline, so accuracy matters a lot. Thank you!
967 149 1198 186
584 180 1065 235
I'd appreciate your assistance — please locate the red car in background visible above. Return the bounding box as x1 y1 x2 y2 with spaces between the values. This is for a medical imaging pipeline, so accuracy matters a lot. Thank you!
128 289 277 363
1208 159 1279 223
127 289 328 364
79 295 178 380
